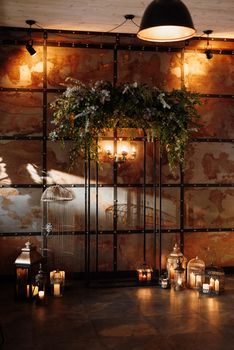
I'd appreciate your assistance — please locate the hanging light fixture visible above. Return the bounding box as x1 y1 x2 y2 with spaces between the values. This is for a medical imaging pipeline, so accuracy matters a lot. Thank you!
203 29 213 60
25 19 37 56
137 0 196 42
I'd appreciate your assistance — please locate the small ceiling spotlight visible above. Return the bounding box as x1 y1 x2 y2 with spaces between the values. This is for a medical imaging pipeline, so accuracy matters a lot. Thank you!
25 19 37 56
203 29 213 60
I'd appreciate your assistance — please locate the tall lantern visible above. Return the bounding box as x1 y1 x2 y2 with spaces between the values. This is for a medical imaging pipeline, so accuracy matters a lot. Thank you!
15 242 43 301
174 259 185 291
166 243 187 284
187 256 205 289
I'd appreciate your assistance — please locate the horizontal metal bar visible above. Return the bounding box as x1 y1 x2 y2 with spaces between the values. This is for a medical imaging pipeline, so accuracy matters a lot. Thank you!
1 183 234 189
0 26 234 42
1 227 234 237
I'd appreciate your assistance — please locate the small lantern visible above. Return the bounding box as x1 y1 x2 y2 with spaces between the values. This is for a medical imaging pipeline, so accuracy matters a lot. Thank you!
35 264 46 305
160 273 170 289
174 259 185 291
50 270 65 297
205 266 225 295
136 262 153 284
187 256 205 289
166 243 187 284
15 242 43 301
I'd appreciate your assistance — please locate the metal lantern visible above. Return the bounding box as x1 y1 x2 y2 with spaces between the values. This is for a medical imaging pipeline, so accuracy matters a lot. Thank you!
187 256 205 289
50 269 65 297
15 242 43 301
205 266 225 295
174 259 185 291
35 264 46 304
166 243 187 283
137 262 153 284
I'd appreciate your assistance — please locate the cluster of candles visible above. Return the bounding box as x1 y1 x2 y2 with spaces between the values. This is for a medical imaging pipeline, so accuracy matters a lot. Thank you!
25 269 65 303
202 277 220 294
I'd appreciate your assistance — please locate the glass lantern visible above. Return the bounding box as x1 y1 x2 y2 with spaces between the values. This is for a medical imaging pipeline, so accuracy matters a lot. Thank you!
50 269 65 297
159 272 170 289
187 256 205 289
136 262 153 284
205 266 225 295
166 243 187 284
174 259 185 291
35 264 46 305
14 242 43 301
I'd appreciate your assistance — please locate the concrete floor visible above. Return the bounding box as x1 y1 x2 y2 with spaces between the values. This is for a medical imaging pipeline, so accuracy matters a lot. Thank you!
1 277 234 350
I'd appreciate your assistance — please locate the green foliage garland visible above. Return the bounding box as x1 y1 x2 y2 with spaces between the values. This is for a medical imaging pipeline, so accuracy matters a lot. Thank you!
50 78 201 171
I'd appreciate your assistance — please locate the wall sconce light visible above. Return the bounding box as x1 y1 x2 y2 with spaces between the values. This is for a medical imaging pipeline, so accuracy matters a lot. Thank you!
104 138 136 164
203 30 213 59
25 19 37 56
137 0 196 42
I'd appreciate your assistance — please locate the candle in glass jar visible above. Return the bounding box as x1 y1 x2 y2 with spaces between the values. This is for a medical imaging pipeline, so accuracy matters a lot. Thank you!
147 270 151 281
202 283 210 294
170 266 174 280
214 279 219 292
210 277 215 289
54 283 61 296
38 291 45 300
27 284 30 298
33 286 39 296
196 275 202 287
190 272 195 288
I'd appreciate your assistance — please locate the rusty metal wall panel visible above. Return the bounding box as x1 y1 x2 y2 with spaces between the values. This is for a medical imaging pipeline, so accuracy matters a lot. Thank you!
118 51 182 90
0 188 42 233
185 142 234 184
184 53 234 94
196 98 234 138
184 232 234 267
0 92 43 136
0 46 44 88
184 188 234 229
0 140 42 184
47 47 114 88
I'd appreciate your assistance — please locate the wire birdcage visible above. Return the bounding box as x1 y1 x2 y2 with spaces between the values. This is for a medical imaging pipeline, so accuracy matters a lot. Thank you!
41 185 75 272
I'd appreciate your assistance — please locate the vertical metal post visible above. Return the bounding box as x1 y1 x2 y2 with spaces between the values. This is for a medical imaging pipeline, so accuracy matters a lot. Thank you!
84 144 88 278
143 136 146 262
153 140 157 270
112 35 119 273
113 129 118 273
42 30 48 264
159 144 162 274
180 165 185 253
87 151 91 279
95 153 99 273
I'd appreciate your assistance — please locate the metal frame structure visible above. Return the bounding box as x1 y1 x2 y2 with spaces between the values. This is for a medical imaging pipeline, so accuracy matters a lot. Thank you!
0 27 234 276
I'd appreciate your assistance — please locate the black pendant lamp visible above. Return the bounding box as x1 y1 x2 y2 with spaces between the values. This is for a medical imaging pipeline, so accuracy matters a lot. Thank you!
137 0 196 42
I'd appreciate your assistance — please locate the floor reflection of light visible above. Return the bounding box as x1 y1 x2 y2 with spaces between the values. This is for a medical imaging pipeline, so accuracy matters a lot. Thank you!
136 288 153 301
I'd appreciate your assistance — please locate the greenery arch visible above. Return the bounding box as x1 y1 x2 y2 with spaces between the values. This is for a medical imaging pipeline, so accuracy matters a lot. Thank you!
50 78 201 171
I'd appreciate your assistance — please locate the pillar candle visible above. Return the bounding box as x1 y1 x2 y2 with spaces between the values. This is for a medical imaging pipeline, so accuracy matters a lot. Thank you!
54 283 60 296
38 291 45 300
214 279 219 293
